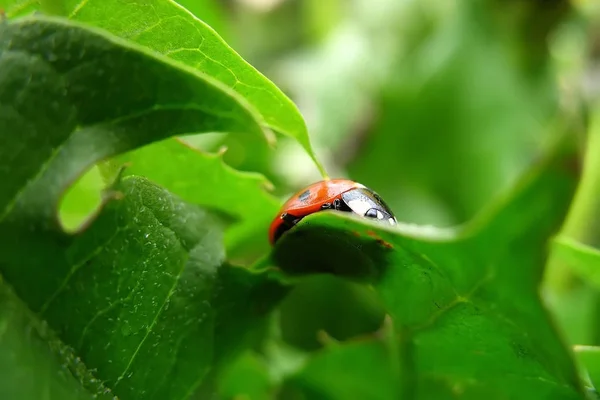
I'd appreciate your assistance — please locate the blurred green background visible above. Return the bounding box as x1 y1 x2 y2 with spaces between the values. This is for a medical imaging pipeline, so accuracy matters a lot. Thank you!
57 0 600 394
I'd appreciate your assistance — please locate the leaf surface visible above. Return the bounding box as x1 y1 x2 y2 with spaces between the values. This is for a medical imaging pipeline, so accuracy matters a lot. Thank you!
0 0 38 17
0 16 282 399
0 280 113 400
574 345 600 393
117 138 280 258
273 141 584 399
551 237 600 290
45 0 322 172
282 325 403 400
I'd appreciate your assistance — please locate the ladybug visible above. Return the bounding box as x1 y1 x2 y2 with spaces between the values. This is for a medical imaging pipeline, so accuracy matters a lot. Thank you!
269 179 397 245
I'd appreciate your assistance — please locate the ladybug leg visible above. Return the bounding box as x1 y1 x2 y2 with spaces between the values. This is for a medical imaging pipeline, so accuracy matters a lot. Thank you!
320 203 332 210
281 212 300 227
321 199 349 211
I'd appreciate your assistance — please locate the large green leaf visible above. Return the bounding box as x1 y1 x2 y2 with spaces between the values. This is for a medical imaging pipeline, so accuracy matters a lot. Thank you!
2 173 282 400
0 14 267 217
1 0 326 174
0 16 284 399
116 138 280 259
272 139 584 399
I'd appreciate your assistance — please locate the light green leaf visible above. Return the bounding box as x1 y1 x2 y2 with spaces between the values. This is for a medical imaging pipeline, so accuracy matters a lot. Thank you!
217 350 272 400
116 138 280 258
61 0 325 175
0 0 38 17
551 237 600 290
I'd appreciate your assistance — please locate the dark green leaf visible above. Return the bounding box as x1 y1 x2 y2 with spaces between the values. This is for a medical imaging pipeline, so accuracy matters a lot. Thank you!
282 323 403 400
278 275 385 351
0 280 114 400
274 140 584 399
2 172 284 400
0 16 283 400
4 175 227 399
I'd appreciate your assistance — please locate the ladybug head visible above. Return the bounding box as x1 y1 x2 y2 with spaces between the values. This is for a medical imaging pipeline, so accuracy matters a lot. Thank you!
340 187 397 225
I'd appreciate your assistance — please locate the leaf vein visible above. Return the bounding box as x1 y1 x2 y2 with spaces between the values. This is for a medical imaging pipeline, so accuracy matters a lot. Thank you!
112 196 200 388
39 226 125 315
75 278 144 350
68 0 90 18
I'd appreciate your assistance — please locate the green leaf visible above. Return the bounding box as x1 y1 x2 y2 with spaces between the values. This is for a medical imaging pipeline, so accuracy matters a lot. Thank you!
0 15 267 219
5 174 226 399
58 165 105 232
0 279 113 400
0 0 39 17
217 352 272 400
174 0 228 41
282 321 403 400
574 345 600 392
116 138 280 259
2 173 284 400
0 16 284 399
272 139 584 399
278 275 385 351
60 0 325 175
551 237 600 290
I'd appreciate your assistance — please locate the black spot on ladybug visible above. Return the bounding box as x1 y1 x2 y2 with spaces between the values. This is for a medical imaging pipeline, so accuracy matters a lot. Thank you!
298 189 311 202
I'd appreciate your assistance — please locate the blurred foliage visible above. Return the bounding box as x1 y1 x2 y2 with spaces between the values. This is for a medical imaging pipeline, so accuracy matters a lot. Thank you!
3 0 600 398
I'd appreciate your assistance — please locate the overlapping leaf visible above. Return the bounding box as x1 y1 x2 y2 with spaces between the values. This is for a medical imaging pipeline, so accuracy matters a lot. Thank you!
273 140 585 399
116 138 280 258
2 0 325 174
0 16 284 399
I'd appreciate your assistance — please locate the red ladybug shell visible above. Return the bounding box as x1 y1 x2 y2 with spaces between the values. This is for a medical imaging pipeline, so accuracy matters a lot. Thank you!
269 179 396 245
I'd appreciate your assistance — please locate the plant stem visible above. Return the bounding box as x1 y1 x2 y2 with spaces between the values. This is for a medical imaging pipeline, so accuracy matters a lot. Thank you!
545 104 600 292
562 104 600 245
